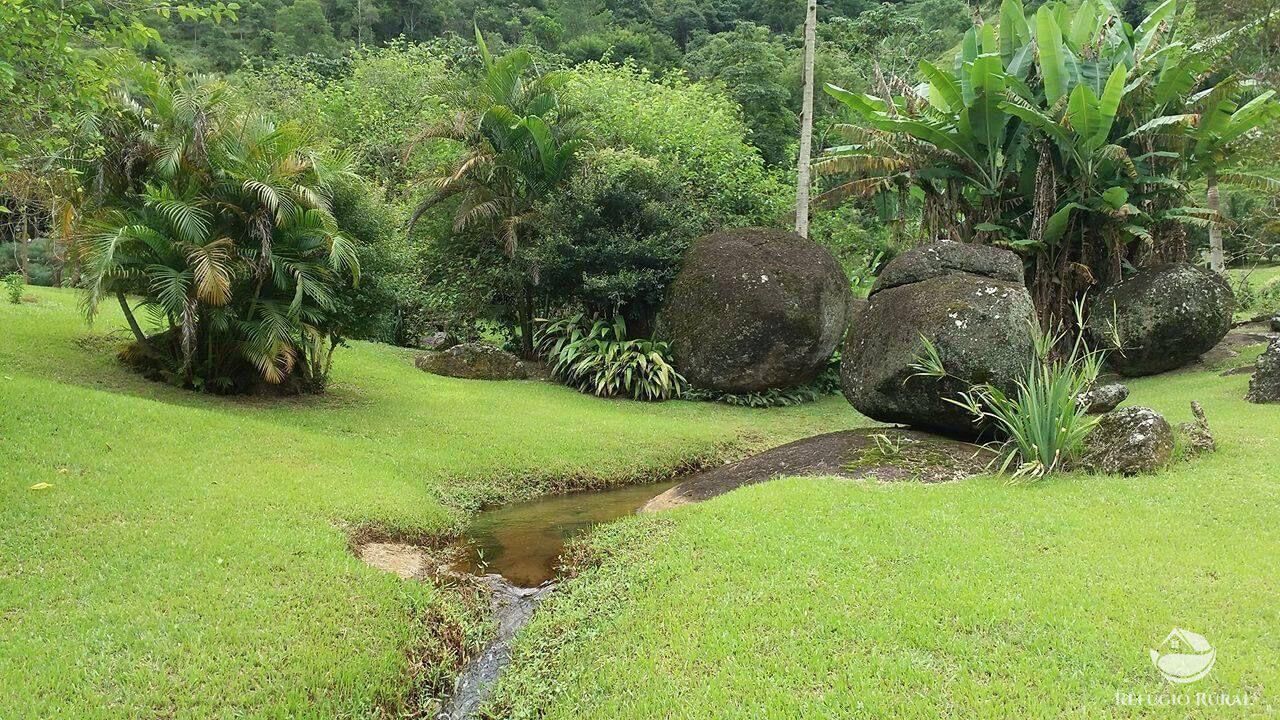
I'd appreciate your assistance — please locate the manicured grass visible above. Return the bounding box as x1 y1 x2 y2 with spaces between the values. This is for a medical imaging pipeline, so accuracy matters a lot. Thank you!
0 287 861 718
492 362 1280 717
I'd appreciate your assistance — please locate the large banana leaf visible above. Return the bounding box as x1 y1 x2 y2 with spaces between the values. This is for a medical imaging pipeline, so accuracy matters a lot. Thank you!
1066 84 1098 142
999 0 1031 63
1220 91 1280 144
919 60 963 113
968 52 1009 152
1090 63 1129 149
1036 7 1068 104
1135 0 1177 60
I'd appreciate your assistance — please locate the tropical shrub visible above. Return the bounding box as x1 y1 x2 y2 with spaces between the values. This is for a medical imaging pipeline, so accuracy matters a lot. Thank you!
821 0 1280 321
564 62 790 227
409 30 586 357
535 148 708 333
536 314 685 401
75 71 359 394
913 305 1105 478
4 272 23 303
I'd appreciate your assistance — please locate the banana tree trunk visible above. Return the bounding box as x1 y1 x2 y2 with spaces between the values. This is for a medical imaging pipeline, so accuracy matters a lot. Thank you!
794 0 817 238
1207 168 1224 272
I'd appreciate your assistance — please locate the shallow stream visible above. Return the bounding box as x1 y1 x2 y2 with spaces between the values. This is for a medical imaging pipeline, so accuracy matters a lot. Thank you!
450 480 678 587
441 479 677 718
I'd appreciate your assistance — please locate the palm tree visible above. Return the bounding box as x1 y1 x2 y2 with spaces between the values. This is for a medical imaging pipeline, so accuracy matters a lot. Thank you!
409 29 585 357
76 71 359 393
1180 82 1280 271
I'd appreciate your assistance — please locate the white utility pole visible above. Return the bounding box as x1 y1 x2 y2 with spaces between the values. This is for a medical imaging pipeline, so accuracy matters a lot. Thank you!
794 0 818 238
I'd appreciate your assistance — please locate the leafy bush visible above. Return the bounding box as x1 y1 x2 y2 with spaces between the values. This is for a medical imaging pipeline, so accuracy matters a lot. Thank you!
563 62 790 227
536 148 707 332
1230 272 1280 316
823 0 1280 322
913 307 1104 479
76 71 359 395
536 314 685 401
3 272 22 303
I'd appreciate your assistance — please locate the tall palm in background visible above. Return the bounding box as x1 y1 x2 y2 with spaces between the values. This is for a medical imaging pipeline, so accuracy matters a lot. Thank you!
76 70 360 393
410 29 585 356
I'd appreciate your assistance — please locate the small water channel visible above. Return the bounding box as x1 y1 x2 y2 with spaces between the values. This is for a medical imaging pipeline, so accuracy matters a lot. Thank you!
450 479 678 587
440 479 678 719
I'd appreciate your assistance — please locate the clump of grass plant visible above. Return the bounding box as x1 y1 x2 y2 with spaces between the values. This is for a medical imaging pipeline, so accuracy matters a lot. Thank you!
536 314 686 401
4 272 23 304
912 301 1105 479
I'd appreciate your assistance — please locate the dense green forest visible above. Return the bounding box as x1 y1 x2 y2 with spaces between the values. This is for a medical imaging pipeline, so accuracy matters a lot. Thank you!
3 0 1279 358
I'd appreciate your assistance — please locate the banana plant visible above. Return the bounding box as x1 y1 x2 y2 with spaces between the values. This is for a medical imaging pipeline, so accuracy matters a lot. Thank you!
818 0 1276 321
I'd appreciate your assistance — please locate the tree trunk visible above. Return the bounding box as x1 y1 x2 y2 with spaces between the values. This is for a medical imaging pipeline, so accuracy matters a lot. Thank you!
1206 168 1225 272
794 0 818 238
117 292 157 357
520 284 535 359
17 206 30 283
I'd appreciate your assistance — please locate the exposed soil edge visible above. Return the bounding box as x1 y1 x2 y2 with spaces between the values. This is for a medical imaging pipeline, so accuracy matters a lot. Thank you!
642 428 994 512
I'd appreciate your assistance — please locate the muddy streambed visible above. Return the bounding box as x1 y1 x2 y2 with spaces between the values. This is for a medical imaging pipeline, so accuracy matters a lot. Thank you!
431 429 992 717
450 480 679 587
439 480 677 718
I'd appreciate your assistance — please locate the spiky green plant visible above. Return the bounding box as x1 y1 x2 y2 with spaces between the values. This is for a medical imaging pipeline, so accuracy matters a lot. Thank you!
536 314 685 401
912 302 1104 479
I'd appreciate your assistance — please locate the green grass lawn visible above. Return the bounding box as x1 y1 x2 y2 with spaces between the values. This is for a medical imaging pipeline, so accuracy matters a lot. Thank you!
492 359 1280 717
0 287 859 718
1229 264 1280 322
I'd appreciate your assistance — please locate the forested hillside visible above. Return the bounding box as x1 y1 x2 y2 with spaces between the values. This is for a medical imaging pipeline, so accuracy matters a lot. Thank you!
4 0 1279 351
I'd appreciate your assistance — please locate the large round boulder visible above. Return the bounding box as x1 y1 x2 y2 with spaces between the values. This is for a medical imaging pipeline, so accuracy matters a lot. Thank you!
842 242 1037 436
657 227 854 393
1085 264 1234 377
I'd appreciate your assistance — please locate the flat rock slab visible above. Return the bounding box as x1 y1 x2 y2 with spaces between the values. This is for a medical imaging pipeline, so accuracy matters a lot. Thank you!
1198 328 1275 368
641 428 993 512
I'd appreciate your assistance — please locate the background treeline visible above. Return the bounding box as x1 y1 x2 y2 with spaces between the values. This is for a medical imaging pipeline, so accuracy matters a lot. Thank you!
4 0 1279 354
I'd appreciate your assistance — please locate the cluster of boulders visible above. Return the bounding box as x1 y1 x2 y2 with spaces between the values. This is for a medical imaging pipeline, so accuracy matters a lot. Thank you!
413 226 1247 477
827 241 1225 475
840 242 1037 435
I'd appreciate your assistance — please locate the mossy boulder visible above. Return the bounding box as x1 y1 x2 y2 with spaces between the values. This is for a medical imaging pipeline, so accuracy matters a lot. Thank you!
1086 264 1234 377
1247 339 1280 404
841 243 1037 436
1078 406 1174 475
657 227 854 393
872 241 1024 294
415 343 527 380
